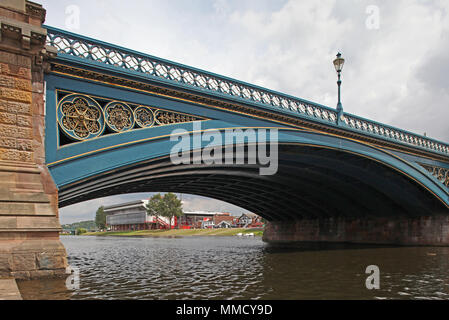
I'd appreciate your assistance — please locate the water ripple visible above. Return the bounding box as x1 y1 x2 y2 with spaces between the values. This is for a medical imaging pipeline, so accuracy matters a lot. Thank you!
16 236 449 300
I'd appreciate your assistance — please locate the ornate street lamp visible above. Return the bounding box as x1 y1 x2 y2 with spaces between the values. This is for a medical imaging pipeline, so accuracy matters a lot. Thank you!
333 52 345 118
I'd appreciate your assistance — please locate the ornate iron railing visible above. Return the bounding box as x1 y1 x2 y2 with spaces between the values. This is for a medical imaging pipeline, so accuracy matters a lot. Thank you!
341 114 449 155
45 26 449 156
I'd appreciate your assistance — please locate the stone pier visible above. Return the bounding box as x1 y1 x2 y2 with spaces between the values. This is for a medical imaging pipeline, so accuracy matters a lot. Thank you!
0 278 22 299
0 0 67 279
263 216 449 246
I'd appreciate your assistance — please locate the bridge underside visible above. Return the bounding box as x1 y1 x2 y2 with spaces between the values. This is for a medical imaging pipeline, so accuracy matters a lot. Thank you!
59 145 446 217
58 144 449 246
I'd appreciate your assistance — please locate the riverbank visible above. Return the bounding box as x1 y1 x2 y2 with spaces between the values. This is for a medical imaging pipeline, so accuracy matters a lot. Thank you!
82 227 263 237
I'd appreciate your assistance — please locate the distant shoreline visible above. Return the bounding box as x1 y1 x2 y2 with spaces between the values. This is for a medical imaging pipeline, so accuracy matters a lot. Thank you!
79 227 263 238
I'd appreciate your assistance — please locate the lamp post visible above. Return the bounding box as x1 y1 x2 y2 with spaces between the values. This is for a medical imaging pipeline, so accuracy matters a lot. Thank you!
333 52 345 121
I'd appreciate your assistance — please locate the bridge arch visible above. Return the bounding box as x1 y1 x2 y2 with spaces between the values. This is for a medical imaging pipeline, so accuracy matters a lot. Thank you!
54 129 449 222
41 26 449 246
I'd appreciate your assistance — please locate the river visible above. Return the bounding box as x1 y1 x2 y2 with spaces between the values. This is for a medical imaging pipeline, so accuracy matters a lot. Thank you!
16 235 449 300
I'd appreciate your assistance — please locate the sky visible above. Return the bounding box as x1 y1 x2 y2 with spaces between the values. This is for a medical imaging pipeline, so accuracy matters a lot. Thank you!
38 0 449 223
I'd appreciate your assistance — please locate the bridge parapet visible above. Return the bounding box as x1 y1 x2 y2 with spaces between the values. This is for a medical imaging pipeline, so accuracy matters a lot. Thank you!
45 26 449 159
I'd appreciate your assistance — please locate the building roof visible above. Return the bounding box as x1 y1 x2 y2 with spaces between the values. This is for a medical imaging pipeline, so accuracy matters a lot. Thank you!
216 220 232 226
214 215 235 224
239 213 258 218
183 211 220 216
103 200 148 212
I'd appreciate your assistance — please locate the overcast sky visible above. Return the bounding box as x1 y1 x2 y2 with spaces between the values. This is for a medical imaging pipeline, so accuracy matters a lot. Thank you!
39 0 449 223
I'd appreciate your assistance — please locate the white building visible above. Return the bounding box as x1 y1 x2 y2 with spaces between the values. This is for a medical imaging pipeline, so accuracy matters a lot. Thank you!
105 200 174 230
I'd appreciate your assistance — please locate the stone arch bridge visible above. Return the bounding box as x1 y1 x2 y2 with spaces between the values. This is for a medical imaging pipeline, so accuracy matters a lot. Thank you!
0 1 448 279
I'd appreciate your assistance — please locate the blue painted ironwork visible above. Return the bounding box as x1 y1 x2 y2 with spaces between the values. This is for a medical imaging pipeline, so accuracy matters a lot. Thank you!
45 26 449 156
44 74 449 213
419 163 449 188
104 101 135 133
56 89 206 142
134 106 154 128
57 94 105 140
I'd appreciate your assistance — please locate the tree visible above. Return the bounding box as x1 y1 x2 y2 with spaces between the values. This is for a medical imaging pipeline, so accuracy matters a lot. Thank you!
161 193 183 229
95 206 106 230
146 193 163 228
76 228 87 235
145 193 183 229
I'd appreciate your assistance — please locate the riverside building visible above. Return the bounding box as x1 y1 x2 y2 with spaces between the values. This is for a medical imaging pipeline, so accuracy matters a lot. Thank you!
105 200 174 231
105 200 255 230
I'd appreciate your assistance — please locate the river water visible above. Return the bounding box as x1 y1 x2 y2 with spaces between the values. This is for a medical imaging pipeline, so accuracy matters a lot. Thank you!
17 235 449 300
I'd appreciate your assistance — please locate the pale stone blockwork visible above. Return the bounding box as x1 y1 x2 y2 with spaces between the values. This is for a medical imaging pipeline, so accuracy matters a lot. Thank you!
0 1 68 280
0 279 22 300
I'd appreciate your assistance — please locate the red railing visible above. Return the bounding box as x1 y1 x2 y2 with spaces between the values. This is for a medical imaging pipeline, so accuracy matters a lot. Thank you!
152 216 170 229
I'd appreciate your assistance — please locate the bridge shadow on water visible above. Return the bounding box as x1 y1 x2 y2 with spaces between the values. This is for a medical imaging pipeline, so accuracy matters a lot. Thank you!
262 241 404 254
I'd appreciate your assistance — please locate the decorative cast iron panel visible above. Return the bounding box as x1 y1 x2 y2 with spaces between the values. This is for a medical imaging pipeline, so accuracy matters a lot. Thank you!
134 106 154 128
56 91 207 144
104 102 135 132
419 163 449 188
155 110 200 125
58 94 105 140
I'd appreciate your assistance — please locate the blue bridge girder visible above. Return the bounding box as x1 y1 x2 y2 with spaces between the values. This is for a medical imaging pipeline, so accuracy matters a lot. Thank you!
42 26 449 220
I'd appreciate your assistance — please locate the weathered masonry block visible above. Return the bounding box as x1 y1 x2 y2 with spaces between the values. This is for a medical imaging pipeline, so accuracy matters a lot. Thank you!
263 216 449 246
0 0 67 280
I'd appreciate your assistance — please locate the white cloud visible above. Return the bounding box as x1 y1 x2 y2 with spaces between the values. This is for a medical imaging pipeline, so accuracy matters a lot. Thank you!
59 193 146 224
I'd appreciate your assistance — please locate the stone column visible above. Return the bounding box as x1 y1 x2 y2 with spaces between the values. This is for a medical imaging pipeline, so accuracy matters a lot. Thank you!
263 216 449 246
0 0 67 279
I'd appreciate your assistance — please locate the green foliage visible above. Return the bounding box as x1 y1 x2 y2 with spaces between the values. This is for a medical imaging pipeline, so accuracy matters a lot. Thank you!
95 206 106 229
76 228 87 235
145 193 163 219
145 193 183 228
62 220 96 232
